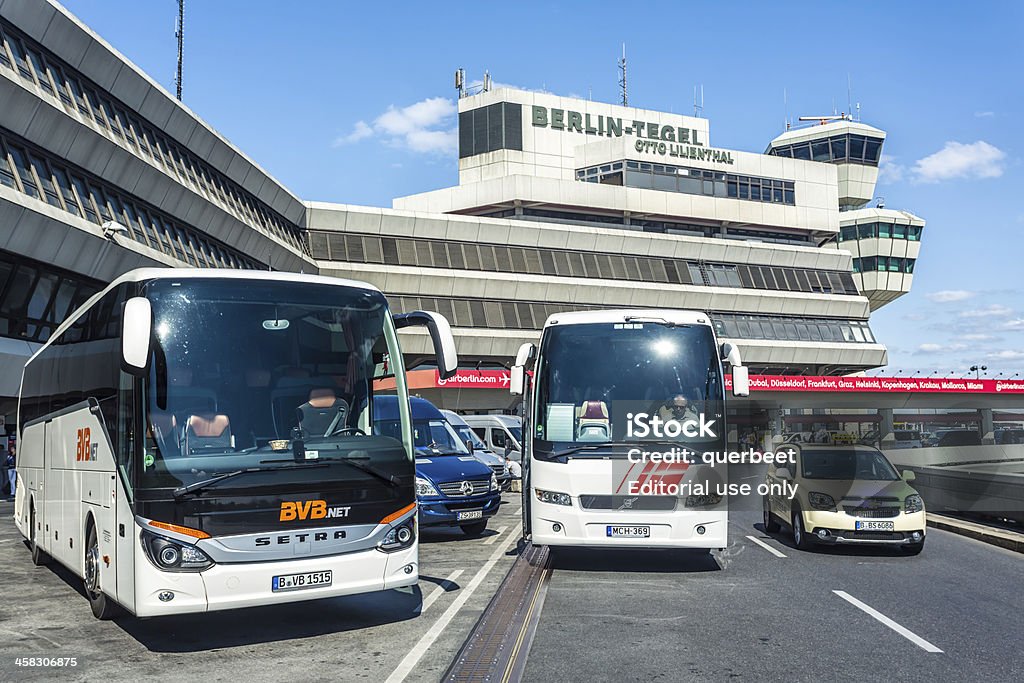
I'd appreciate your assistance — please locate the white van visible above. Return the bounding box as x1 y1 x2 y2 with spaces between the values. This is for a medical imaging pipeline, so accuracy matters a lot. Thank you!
462 415 523 463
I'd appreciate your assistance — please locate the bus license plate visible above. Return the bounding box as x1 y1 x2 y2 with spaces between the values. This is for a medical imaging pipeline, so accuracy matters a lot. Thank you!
457 510 483 521
607 525 650 538
272 570 332 592
855 520 894 531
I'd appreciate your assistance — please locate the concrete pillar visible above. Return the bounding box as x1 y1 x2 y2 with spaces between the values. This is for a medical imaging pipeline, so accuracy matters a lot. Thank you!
764 409 784 452
979 408 995 445
879 408 895 450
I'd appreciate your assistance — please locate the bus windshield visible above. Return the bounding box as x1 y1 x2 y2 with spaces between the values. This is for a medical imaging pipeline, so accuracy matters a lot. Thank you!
139 278 409 490
533 322 723 458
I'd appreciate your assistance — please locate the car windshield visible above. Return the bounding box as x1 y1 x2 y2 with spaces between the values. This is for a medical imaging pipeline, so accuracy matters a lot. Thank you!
376 417 469 457
454 424 489 451
800 450 900 481
506 426 523 447
138 278 409 490
533 322 723 457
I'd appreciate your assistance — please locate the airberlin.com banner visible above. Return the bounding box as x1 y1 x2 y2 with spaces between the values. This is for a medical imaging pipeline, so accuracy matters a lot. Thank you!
723 374 1024 394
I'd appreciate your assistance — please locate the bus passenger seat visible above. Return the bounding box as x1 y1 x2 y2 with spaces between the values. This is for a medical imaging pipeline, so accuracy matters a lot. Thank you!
577 400 610 441
183 414 233 454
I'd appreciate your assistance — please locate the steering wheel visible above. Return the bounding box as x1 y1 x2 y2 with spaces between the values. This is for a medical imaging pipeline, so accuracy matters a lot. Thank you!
330 426 367 437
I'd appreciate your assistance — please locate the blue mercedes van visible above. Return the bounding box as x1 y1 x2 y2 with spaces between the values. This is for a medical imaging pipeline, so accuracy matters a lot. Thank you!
373 396 501 535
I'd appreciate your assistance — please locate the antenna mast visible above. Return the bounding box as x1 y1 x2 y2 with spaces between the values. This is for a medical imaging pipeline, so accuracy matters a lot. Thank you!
174 0 184 100
693 84 704 117
618 44 628 106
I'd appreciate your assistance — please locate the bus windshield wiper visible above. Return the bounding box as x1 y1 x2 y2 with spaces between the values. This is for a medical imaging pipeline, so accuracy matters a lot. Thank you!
549 441 640 458
172 463 328 499
333 456 403 489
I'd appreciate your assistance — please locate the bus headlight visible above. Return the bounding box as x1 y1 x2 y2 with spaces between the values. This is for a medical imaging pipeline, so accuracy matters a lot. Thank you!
141 531 214 572
535 489 572 506
808 492 837 511
415 477 439 497
378 521 416 552
905 494 924 514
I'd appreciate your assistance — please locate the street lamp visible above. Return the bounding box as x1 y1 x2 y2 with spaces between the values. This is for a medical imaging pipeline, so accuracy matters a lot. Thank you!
969 365 988 379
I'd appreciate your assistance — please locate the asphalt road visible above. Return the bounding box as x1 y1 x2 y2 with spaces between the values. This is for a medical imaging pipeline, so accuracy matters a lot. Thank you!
524 505 1024 682
0 496 522 683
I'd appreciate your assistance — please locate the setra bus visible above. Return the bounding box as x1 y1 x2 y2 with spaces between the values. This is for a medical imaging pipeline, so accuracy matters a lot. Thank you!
510 309 749 550
13 268 457 618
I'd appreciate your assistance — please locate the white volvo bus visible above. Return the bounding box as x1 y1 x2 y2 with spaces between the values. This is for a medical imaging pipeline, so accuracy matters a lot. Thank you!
510 310 749 550
13 269 457 618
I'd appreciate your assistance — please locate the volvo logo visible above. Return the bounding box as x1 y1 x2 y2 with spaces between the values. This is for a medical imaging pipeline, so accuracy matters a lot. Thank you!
619 497 638 510
460 481 474 496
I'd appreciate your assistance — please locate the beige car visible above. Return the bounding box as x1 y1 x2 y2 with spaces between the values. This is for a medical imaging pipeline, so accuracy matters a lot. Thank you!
763 444 926 554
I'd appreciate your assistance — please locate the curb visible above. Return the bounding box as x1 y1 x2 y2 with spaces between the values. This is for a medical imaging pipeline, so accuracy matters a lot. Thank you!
927 513 1024 554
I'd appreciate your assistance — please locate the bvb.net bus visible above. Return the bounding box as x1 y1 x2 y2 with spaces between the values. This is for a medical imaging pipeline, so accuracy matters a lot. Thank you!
510 310 749 550
13 269 457 619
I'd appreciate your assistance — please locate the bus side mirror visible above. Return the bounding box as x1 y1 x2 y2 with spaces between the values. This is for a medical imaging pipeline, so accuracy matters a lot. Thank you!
510 342 535 396
394 310 459 379
721 343 749 397
121 296 152 376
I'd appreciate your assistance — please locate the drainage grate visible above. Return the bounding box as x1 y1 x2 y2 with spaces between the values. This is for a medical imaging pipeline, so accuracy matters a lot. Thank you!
442 542 552 683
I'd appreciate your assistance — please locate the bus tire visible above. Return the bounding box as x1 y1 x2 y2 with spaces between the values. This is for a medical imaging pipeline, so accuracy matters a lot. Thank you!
460 521 488 537
84 522 117 620
29 501 50 567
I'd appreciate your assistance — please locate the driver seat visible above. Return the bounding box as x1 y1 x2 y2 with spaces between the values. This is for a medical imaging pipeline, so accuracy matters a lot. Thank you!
296 388 349 437
183 414 233 454
576 400 610 441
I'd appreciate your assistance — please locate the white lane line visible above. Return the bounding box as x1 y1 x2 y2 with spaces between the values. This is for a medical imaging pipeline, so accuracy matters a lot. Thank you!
746 535 787 558
833 590 943 653
420 569 463 615
385 524 522 683
482 525 509 545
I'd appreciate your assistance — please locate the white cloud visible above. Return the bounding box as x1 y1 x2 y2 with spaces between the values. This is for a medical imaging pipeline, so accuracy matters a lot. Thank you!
925 290 975 303
913 140 1006 183
987 350 1024 360
333 97 457 154
877 154 906 183
1002 318 1024 330
916 343 944 353
959 304 1013 318
974 111 995 118
333 120 373 146
962 333 993 341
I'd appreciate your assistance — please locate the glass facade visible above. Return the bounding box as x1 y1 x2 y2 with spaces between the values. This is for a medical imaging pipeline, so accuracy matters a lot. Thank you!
839 223 923 242
0 249 101 343
387 293 877 344
769 133 884 167
577 161 796 206
852 257 916 274
310 231 859 295
0 130 260 269
0 20 306 254
458 102 523 159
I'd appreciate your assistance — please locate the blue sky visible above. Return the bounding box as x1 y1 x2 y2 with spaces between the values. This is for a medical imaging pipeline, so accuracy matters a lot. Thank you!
60 0 1023 376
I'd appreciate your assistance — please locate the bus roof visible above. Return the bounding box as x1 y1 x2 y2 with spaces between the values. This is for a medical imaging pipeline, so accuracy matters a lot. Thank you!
541 309 713 329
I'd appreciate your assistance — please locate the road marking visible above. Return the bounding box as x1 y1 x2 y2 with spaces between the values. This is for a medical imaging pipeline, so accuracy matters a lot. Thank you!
386 524 521 683
832 590 943 653
420 569 463 615
482 525 508 545
746 535 786 558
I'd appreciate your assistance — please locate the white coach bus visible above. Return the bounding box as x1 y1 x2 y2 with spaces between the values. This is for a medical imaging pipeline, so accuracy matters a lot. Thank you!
13 269 457 618
510 310 749 551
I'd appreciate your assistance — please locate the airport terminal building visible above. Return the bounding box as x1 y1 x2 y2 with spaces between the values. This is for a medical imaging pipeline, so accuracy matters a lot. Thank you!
0 0 924 422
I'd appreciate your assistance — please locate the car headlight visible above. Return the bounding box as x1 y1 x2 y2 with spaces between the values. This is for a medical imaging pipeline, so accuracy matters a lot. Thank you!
141 531 214 572
490 473 499 491
415 476 439 497
535 488 572 506
905 494 924 514
808 491 836 511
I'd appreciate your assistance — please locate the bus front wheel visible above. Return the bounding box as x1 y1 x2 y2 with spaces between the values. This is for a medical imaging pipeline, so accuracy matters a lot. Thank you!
84 523 117 620
29 502 50 566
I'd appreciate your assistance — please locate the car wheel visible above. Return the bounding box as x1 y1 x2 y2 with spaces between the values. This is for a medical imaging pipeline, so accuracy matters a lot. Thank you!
29 502 50 567
901 539 925 556
460 521 488 537
791 509 814 551
84 523 117 620
763 497 781 533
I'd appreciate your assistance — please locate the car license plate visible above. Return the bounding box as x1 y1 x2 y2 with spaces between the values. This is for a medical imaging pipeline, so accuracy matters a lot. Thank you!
855 520 895 531
457 510 483 521
607 525 650 538
272 570 332 592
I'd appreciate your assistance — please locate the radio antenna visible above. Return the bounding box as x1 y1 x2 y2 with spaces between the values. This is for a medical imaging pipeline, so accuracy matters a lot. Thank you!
174 0 184 100
618 43 628 106
693 84 704 117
